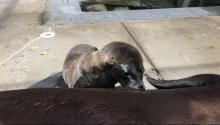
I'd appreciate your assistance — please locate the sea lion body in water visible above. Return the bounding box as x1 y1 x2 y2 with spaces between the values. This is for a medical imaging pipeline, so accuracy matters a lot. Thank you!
63 42 145 90
1 87 220 124
146 74 220 89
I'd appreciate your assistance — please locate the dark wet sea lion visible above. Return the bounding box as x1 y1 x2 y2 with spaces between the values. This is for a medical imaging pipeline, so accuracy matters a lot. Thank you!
1 86 220 124
146 74 220 89
100 42 145 90
63 42 145 90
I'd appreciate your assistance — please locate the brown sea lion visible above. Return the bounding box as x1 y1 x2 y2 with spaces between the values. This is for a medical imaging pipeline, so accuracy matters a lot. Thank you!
63 42 145 90
1 86 220 124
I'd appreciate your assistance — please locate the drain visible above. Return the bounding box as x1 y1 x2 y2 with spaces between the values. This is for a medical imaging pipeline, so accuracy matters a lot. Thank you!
40 32 55 39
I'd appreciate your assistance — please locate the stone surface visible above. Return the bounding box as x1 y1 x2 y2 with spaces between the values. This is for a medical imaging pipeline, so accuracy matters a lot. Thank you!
0 0 156 90
0 0 48 90
0 13 45 63
124 16 220 80
0 23 155 90
0 0 47 63
0 0 46 14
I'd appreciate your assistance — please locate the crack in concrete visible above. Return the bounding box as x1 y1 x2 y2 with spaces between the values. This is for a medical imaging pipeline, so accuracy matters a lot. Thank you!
0 37 42 66
121 22 163 79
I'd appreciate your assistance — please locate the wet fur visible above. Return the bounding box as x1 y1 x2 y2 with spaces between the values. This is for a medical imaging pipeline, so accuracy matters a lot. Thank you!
30 42 145 90
63 42 145 89
62 44 105 88
0 86 220 124
146 74 220 89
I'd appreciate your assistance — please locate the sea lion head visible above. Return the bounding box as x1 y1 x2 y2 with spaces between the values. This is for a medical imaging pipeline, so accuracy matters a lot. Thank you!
101 42 145 91
110 64 145 91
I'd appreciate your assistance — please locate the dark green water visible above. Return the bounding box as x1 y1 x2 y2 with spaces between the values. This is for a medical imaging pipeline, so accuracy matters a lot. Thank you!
81 0 220 12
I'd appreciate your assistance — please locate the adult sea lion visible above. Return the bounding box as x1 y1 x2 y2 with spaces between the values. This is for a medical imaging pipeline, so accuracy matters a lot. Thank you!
0 86 220 124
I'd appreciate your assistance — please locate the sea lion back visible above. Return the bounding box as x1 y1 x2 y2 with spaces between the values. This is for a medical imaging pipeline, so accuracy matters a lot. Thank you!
63 44 98 86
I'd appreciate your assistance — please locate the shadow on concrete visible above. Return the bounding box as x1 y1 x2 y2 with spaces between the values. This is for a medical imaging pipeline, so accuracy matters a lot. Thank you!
0 0 20 23
156 62 220 72
202 6 220 15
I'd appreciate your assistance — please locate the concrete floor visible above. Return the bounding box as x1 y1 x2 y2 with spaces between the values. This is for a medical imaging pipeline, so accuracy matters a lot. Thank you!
0 0 219 90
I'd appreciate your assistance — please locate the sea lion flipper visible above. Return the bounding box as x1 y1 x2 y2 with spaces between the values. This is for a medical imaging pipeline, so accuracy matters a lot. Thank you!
146 74 220 89
28 72 67 88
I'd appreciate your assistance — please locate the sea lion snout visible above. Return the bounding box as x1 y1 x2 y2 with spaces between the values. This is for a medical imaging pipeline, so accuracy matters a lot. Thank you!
128 83 145 91
111 64 145 91
126 79 145 91
127 76 145 91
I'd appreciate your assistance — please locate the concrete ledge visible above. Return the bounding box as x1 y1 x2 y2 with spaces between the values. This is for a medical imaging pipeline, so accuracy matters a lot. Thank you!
45 0 220 24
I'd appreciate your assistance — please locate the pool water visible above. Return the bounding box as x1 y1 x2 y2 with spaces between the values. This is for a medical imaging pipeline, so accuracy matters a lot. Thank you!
80 0 220 12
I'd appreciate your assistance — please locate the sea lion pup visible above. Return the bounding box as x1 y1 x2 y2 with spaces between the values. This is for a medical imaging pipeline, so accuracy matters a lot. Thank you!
28 44 98 89
146 74 220 89
63 42 145 90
